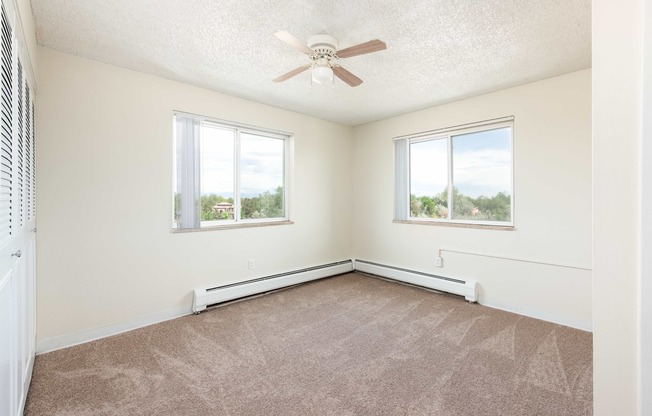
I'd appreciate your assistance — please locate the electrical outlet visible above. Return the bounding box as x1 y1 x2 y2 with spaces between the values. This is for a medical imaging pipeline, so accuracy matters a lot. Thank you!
248 259 255 270
435 256 443 267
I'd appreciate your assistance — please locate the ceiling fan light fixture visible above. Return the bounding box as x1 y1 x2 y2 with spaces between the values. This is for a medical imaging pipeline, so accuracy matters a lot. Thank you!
274 31 385 87
312 63 333 84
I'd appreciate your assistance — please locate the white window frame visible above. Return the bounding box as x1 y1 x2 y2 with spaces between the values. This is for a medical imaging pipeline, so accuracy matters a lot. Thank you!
173 111 292 231
395 117 514 227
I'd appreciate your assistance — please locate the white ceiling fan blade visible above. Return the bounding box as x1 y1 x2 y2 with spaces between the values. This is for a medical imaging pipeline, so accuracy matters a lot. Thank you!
333 66 363 87
274 31 314 55
273 65 310 83
337 39 386 59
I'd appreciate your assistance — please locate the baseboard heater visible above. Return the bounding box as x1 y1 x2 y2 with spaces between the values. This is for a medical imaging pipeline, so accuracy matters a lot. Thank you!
192 260 354 313
354 259 478 302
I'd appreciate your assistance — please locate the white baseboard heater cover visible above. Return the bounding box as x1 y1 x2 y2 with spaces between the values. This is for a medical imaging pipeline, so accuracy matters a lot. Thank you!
354 259 478 302
193 260 354 313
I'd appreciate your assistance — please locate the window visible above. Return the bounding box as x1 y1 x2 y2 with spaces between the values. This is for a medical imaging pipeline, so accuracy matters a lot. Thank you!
395 118 513 226
173 113 290 230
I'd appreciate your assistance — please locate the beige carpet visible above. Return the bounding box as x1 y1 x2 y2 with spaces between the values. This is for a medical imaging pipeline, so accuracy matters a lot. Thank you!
25 273 592 415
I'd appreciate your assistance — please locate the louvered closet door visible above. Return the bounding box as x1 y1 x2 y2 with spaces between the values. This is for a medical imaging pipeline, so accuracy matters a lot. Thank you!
0 0 37 415
0 0 11 249
0 4 15 416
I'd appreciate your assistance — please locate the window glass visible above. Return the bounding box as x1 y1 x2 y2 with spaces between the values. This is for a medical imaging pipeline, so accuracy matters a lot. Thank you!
451 127 511 222
240 133 285 220
410 138 448 219
396 120 513 226
173 114 290 230
201 125 234 223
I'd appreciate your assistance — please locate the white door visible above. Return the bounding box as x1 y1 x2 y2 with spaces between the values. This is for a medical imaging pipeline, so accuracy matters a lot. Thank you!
0 270 16 416
0 0 37 415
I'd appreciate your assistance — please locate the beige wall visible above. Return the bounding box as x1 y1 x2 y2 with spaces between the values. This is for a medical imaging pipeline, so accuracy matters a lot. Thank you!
35 48 593 345
352 70 592 330
35 48 353 344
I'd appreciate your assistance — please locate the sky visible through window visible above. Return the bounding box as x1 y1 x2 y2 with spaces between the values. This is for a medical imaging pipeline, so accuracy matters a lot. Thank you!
201 125 234 199
410 127 511 199
240 133 284 197
201 125 284 198
410 138 448 198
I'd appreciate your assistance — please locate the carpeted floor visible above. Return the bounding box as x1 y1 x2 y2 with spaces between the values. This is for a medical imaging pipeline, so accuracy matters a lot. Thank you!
25 273 592 415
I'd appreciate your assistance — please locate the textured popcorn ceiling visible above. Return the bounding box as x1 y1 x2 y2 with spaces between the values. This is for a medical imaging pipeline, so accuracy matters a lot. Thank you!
31 0 591 126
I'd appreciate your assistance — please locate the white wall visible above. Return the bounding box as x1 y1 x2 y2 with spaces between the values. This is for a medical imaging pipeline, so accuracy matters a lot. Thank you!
641 2 652 413
35 47 353 350
352 70 592 330
14 0 37 75
593 0 644 414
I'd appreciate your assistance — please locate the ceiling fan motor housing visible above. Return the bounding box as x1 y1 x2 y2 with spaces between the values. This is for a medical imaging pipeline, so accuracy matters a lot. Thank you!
307 34 338 59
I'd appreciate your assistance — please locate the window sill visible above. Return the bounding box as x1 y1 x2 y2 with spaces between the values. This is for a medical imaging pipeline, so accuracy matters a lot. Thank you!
171 220 294 233
393 220 514 231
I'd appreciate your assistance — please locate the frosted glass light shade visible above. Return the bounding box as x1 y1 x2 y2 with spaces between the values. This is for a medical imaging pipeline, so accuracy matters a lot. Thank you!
312 64 333 84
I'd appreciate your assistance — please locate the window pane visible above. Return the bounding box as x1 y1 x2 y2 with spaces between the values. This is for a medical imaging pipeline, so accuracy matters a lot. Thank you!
410 138 448 218
451 127 511 222
200 125 235 224
240 133 285 219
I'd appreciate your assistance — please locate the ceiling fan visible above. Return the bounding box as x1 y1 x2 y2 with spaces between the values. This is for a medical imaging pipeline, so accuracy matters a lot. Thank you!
273 31 386 87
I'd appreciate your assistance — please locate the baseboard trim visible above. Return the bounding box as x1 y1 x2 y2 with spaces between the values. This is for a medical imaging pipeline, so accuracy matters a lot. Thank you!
36 305 192 355
37 261 354 354
480 297 592 332
36 261 591 353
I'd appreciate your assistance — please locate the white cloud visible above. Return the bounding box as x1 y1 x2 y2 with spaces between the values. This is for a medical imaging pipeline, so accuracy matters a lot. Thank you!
453 148 511 197
200 127 284 196
409 133 511 198
410 139 448 196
